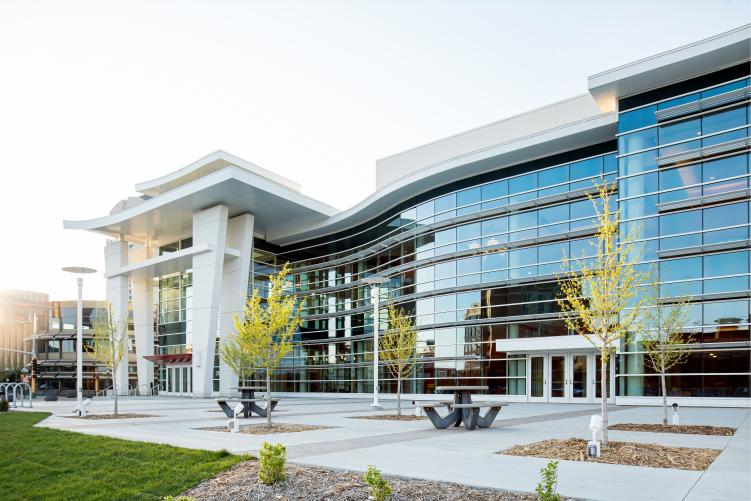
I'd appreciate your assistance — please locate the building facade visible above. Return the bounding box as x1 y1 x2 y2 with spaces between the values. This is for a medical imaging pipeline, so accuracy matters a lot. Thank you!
0 289 48 372
65 26 751 406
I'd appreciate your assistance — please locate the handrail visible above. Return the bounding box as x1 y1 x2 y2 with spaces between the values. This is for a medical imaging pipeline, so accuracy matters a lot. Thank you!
95 384 133 398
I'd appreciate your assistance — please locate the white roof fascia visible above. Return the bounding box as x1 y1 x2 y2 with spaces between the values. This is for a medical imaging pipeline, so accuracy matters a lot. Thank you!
588 24 751 112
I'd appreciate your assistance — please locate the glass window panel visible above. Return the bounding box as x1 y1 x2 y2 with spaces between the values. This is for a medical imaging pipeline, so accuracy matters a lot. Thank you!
703 202 748 230
538 241 569 263
434 294 455 314
570 157 602 180
702 106 746 136
704 276 749 294
622 195 657 219
701 80 747 98
618 128 658 154
703 155 747 183
456 187 481 215
703 300 748 326
619 150 658 176
482 252 508 271
570 199 597 226
659 164 701 190
481 180 508 209
538 184 569 198
509 172 537 195
509 247 537 268
456 222 481 249
509 211 537 231
538 165 569 187
660 210 701 236
621 172 657 197
434 193 456 222
619 105 657 133
456 291 481 321
416 201 434 223
434 227 456 247
570 238 597 258
457 256 481 275
659 117 701 144
509 265 537 279
657 93 699 110
704 251 749 277
660 256 702 282
434 261 456 280
481 217 507 236
538 205 568 226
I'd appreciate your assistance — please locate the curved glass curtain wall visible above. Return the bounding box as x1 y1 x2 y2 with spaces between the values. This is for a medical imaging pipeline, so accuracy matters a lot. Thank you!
616 74 751 399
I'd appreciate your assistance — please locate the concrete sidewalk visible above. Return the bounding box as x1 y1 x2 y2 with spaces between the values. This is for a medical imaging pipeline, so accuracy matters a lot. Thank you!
23 396 751 500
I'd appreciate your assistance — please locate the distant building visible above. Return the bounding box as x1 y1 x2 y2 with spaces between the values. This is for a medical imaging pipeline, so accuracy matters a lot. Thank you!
0 289 48 372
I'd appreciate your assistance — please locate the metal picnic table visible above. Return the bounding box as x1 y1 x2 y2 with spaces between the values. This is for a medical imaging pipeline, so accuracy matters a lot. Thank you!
415 385 507 430
216 385 279 418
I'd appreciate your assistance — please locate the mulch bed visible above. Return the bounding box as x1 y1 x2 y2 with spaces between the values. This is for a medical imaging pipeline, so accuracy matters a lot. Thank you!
500 438 720 471
185 462 537 500
199 423 333 435
67 413 157 420
609 423 736 436
350 414 427 421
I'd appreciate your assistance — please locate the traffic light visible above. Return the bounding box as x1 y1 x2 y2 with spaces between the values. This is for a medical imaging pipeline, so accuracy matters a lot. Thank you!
31 359 38 378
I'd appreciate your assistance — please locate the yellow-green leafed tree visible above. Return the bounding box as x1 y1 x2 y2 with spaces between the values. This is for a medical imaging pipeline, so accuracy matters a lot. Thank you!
642 284 693 426
220 319 256 387
381 304 418 416
556 180 649 445
91 304 129 416
233 262 304 427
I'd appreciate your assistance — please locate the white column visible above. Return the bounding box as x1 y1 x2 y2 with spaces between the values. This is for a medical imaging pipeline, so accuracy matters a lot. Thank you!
191 205 229 397
132 275 155 394
218 213 254 396
105 240 130 395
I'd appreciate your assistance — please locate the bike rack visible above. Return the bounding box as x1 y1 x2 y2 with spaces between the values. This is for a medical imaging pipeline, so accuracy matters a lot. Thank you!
0 382 33 408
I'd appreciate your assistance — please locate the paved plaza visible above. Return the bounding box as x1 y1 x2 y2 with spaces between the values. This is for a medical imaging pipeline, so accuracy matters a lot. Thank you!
20 397 751 501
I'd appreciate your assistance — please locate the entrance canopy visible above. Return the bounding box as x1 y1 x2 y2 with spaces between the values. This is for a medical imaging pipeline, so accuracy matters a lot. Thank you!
143 354 192 365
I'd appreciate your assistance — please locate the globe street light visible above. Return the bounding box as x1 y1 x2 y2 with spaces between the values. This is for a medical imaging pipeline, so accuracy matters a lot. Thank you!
62 266 97 411
361 275 388 410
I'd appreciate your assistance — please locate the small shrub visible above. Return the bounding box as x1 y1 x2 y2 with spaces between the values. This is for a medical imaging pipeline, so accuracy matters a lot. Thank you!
364 465 393 501
536 460 561 501
0 398 8 412
215 448 231 458
258 442 286 485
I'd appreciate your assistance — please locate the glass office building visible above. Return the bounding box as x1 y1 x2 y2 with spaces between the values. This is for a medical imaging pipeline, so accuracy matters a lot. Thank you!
66 26 750 405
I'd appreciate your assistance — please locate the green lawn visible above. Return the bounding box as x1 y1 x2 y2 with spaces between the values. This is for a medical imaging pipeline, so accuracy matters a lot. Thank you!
0 412 249 500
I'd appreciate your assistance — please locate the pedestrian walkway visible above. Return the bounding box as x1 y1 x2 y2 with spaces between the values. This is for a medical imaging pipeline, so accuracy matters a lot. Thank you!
23 396 751 500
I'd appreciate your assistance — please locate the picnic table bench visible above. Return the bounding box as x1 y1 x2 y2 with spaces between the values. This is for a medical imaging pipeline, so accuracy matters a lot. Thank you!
216 398 280 418
418 385 508 430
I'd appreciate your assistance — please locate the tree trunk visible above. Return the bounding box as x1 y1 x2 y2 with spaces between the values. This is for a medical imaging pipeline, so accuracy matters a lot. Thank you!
396 376 402 416
266 370 272 427
661 360 668 426
600 354 608 446
113 371 119 416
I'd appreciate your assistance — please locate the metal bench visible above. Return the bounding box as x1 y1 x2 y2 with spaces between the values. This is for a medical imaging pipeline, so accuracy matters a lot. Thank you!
216 398 280 418
451 402 507 430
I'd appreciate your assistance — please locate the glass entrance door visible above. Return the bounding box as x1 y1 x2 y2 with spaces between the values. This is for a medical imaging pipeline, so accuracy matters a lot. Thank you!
529 355 546 402
548 355 567 402
162 366 192 396
569 353 590 402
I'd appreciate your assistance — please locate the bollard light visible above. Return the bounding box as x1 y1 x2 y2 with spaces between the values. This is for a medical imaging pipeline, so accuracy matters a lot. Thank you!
587 414 602 458
672 403 680 426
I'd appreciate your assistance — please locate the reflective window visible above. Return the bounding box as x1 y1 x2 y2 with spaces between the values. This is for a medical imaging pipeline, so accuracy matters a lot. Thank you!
509 172 537 194
509 247 537 268
621 172 657 198
618 128 658 154
660 256 702 282
660 210 701 236
482 252 507 271
660 164 701 190
538 165 568 187
509 211 537 231
416 200 434 223
457 187 481 215
702 106 746 136
538 205 568 226
703 155 747 183
434 193 456 222
658 93 700 110
622 196 657 219
619 105 657 133
570 157 602 180
703 300 748 325
703 202 748 230
619 150 657 176
704 251 749 277
659 117 701 144
481 180 508 209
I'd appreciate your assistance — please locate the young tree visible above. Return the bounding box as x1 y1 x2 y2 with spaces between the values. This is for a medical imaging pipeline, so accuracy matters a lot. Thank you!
220 317 256 387
642 286 693 426
557 180 649 446
233 263 304 427
91 304 129 416
380 304 418 416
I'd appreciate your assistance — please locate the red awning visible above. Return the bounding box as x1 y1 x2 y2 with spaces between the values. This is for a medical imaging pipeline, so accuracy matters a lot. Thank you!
143 353 192 365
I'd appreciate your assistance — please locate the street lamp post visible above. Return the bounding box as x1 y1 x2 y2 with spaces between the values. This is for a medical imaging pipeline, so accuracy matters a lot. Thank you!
362 275 388 410
62 266 97 411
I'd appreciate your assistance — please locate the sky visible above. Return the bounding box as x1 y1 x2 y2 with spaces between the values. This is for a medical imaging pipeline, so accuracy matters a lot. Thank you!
0 0 748 301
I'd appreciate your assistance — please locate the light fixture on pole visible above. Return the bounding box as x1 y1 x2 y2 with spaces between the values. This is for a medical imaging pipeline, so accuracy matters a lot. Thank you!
62 266 97 412
361 275 388 410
